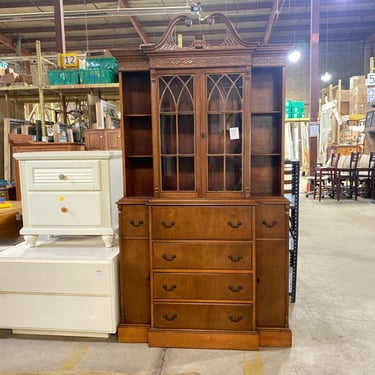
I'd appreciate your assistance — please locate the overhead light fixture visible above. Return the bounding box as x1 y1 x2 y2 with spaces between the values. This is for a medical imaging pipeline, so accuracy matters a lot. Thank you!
288 49 301 63
321 6 331 83
321 71 332 82
287 1 300 63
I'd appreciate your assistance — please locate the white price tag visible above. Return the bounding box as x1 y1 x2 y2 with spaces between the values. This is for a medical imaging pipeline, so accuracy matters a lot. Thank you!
229 127 240 140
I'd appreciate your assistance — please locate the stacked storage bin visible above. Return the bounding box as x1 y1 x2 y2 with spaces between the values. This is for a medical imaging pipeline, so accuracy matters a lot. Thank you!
80 57 118 84
286 100 305 119
47 57 118 85
47 69 80 85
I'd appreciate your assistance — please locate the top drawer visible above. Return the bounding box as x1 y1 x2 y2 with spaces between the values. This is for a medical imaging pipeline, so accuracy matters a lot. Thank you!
151 205 252 240
255 203 287 239
24 160 101 191
120 204 149 238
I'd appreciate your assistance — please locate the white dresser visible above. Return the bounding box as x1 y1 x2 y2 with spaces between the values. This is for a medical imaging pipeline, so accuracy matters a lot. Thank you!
0 235 119 338
14 150 122 248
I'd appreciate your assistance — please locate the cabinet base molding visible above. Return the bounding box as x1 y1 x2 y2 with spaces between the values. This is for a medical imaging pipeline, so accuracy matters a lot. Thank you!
258 327 292 347
117 324 150 343
148 329 259 350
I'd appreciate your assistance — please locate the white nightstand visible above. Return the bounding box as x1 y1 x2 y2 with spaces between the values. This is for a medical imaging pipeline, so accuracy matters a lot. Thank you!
14 150 122 247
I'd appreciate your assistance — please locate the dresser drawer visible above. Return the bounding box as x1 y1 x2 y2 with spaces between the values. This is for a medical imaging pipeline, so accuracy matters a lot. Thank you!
255 204 287 239
25 160 101 191
120 205 149 238
154 302 253 330
151 206 252 240
27 192 103 227
153 242 252 270
153 273 252 300
0 261 113 294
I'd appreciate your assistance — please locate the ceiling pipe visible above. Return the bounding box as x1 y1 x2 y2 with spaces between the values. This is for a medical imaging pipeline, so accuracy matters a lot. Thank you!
0 6 194 22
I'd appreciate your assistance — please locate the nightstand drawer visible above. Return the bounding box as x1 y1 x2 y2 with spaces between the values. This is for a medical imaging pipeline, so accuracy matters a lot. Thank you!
25 160 101 191
27 192 103 227
151 206 252 240
154 302 253 330
153 241 252 270
153 273 252 300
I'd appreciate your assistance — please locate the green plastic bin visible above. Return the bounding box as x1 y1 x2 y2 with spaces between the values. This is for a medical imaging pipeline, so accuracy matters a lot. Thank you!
80 68 118 84
48 69 80 85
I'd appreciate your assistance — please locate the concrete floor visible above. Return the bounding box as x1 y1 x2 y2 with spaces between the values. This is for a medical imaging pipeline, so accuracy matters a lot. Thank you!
1 190 375 375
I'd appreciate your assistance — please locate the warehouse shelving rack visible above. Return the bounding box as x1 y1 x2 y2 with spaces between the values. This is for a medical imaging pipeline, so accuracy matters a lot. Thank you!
284 159 300 303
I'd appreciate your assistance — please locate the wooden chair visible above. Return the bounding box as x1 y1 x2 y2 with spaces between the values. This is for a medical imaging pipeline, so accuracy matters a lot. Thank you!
357 152 375 199
313 152 340 201
335 151 360 201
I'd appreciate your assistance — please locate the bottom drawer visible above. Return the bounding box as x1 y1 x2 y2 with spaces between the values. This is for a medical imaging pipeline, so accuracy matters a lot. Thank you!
0 293 118 333
154 302 253 331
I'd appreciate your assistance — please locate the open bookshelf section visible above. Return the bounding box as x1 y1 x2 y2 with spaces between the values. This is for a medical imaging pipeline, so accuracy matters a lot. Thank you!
121 71 153 197
251 67 283 196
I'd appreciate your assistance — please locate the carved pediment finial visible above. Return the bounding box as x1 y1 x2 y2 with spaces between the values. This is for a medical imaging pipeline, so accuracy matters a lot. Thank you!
143 13 258 52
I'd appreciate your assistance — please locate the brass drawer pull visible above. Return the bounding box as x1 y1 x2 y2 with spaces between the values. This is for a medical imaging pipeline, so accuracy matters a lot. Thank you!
162 254 176 261
228 255 243 262
262 220 277 228
162 284 176 292
228 315 243 323
130 219 143 227
228 285 243 293
161 220 175 228
58 173 66 180
227 220 242 229
162 313 177 321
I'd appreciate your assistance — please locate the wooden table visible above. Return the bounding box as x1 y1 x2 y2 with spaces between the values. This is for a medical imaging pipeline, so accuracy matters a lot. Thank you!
0 201 22 239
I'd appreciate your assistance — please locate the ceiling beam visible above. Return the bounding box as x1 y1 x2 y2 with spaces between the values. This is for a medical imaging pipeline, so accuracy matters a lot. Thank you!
263 0 284 44
0 34 30 56
118 0 149 45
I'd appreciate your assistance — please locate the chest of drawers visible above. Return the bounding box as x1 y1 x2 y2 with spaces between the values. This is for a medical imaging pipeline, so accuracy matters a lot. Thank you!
147 201 257 349
14 150 122 247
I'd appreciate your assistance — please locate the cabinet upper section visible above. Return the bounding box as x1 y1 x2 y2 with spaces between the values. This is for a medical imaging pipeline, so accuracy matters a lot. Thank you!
115 14 291 199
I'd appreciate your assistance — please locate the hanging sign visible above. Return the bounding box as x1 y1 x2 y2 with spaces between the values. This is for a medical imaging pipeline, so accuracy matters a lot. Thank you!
60 52 79 69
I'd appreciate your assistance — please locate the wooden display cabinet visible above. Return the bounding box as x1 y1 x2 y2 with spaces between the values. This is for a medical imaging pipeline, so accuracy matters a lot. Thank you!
85 129 121 151
115 14 291 350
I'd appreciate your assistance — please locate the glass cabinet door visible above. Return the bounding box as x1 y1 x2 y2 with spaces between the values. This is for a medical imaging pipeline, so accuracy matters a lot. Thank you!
157 72 244 195
206 73 243 192
159 75 195 192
